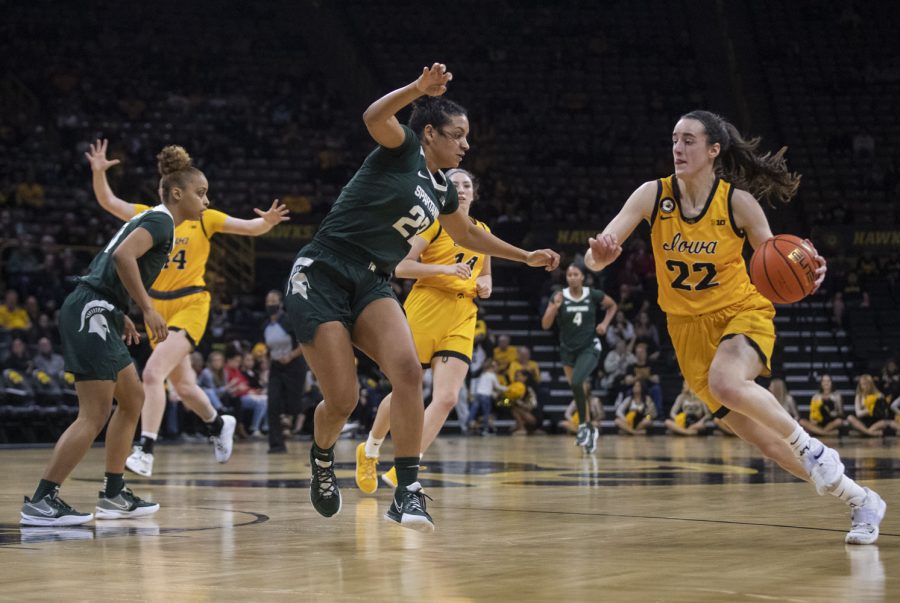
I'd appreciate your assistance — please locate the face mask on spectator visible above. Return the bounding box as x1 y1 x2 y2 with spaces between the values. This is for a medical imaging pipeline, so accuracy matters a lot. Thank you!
266 304 281 316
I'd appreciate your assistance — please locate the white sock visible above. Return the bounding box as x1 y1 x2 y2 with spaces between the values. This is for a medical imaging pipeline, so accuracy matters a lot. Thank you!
365 433 384 458
203 411 218 423
314 458 332 468
783 423 822 459
830 475 868 507
141 431 158 441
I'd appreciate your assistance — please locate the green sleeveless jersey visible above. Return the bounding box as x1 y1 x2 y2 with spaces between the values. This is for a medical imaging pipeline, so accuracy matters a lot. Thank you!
78 205 175 310
314 125 460 275
556 287 606 353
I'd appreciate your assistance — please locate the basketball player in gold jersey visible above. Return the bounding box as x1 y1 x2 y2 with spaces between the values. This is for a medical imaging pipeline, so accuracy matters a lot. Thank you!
585 111 885 544
355 168 491 493
85 139 289 476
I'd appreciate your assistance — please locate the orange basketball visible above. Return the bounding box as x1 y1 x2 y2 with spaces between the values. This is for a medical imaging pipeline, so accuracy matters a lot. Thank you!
748 234 818 304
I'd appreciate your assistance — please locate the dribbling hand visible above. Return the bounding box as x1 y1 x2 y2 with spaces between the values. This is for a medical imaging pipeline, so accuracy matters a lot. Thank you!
526 249 561 272
84 139 121 172
587 233 622 271
415 63 452 97
804 238 827 293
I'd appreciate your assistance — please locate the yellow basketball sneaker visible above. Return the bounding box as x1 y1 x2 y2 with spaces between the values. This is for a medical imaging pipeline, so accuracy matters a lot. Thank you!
355 442 379 494
381 466 398 488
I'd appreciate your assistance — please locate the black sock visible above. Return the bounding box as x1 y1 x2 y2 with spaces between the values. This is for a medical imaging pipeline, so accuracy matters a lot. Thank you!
104 473 125 498
395 457 420 491
139 435 156 455
205 414 224 436
33 479 60 501
311 442 334 464
572 385 588 427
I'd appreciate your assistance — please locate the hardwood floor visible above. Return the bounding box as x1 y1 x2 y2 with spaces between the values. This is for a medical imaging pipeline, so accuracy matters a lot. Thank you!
1 434 897 601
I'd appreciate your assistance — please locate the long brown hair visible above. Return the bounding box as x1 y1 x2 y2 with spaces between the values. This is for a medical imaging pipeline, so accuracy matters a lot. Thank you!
681 110 801 205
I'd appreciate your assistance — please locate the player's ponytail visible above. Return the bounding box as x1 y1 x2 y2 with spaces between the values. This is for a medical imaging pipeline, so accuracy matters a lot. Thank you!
682 110 801 205
157 145 203 204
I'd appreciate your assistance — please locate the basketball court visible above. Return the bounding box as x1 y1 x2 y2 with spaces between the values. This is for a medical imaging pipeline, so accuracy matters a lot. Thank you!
2 436 896 601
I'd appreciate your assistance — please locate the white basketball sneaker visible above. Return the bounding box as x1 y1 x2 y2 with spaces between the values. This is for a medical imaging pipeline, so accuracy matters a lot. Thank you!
211 415 236 463
802 438 844 495
846 488 887 545
125 446 154 477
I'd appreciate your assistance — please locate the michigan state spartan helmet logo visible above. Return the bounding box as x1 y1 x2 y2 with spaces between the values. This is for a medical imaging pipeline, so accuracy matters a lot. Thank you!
79 300 116 341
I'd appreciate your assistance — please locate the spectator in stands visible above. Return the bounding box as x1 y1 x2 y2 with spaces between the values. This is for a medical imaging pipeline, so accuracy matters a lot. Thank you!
190 351 223 412
892 396 900 433
800 374 845 436
615 380 656 435
5 234 42 292
0 290 32 335
558 396 603 435
831 271 869 328
492 334 518 385
13 170 45 208
470 359 505 436
32 337 64 376
197 351 233 416
30 313 60 346
846 374 892 437
769 378 799 421
632 310 661 361
2 337 33 374
508 369 543 435
616 283 648 320
623 342 663 417
507 345 540 387
605 310 635 350
224 350 268 438
600 338 635 392
878 358 900 401
665 381 711 436
622 238 656 292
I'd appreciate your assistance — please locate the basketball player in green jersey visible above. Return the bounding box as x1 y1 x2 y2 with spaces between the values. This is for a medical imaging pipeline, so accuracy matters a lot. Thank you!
284 63 559 532
20 146 208 526
542 263 617 453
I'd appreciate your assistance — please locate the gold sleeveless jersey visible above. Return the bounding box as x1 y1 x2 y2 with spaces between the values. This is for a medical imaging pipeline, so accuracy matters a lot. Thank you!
134 204 229 291
650 176 762 316
411 216 490 297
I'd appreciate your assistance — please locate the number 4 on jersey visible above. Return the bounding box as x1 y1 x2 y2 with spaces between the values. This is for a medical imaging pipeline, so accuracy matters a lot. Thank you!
164 249 187 270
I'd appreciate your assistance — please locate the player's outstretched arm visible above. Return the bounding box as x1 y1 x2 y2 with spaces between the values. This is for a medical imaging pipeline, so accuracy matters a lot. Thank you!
439 209 559 271
221 199 290 236
585 181 656 272
85 138 137 221
362 63 452 149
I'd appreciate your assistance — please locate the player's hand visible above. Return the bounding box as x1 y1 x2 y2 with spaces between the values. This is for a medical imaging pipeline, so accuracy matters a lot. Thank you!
803 238 827 293
144 308 168 343
122 315 141 346
445 262 472 279
526 249 560 272
476 276 492 299
587 233 622 271
254 199 290 226
550 291 563 308
278 356 293 365
84 139 121 172
595 323 608 336
415 63 452 97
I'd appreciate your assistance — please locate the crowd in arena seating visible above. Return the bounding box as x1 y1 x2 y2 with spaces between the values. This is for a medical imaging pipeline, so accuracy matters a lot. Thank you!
2 0 899 443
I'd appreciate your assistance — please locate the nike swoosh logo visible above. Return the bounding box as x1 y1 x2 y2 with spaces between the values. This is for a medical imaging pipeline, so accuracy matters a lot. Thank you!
104 498 132 510
32 504 57 516
660 216 673 220
418 171 430 180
